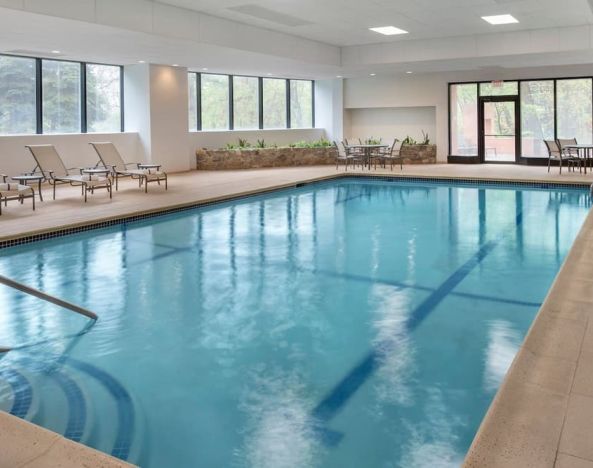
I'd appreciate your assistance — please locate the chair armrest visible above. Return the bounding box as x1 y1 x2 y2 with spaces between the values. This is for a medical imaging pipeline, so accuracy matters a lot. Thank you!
0 174 6 183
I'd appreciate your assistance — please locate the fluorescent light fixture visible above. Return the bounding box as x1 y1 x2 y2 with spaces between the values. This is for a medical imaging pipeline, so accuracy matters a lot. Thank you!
336 75 343 78
267 73 273 76
172 64 179 67
51 50 61 54
406 71 413 74
481 14 518 25
369 26 408 36
202 68 208 71
369 73 376 76
138 60 145 63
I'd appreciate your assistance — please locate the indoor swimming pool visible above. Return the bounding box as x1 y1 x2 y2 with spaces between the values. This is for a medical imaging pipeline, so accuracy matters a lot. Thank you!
0 177 590 467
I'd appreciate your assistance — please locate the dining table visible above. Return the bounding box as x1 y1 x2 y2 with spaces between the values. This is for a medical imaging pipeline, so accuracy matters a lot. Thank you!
565 144 593 175
346 144 389 169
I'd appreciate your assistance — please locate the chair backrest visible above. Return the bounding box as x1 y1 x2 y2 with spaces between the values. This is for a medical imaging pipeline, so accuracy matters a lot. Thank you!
557 138 577 150
89 142 126 169
334 141 347 158
390 139 403 154
544 140 561 157
25 145 69 178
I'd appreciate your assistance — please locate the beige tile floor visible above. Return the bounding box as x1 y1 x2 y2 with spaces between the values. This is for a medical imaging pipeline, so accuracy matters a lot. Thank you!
1 163 593 468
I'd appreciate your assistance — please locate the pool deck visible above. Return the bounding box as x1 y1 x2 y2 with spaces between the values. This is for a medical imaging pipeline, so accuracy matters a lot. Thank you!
1 163 593 467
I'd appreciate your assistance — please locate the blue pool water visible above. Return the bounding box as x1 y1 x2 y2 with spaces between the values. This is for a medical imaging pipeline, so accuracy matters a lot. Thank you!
0 178 590 467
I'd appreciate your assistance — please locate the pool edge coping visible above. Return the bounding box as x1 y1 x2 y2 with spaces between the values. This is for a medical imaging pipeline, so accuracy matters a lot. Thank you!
1 169 592 467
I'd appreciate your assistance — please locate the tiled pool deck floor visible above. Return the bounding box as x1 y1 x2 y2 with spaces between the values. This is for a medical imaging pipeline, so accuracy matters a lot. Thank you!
1 164 593 467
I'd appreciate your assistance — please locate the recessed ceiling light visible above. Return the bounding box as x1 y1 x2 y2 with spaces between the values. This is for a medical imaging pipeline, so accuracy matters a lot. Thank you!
51 50 61 54
336 75 343 78
138 60 145 63
172 64 179 67
481 14 518 25
369 26 408 36
406 71 413 74
370 73 376 76
202 68 208 71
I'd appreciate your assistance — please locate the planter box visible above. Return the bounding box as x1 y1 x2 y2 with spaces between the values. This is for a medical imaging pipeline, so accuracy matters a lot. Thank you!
400 144 437 164
196 147 337 170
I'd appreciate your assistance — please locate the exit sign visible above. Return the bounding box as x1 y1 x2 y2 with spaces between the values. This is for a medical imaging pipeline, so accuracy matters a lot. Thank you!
491 80 504 88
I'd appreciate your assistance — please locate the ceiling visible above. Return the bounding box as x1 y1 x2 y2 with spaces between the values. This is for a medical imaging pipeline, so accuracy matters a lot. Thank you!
158 0 593 46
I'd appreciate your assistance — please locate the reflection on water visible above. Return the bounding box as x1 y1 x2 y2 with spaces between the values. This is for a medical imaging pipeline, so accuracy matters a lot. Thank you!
0 180 590 467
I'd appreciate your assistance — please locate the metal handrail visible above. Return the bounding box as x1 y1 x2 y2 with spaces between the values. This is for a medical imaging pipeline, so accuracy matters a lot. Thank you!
0 274 98 321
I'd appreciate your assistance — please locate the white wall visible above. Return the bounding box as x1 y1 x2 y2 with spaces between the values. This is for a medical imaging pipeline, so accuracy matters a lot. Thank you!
190 128 325 159
346 107 436 144
315 79 344 143
344 63 593 162
0 132 140 178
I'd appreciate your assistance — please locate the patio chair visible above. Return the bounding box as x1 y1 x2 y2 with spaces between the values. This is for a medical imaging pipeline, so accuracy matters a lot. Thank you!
89 142 168 193
0 174 35 215
375 139 403 170
25 145 112 202
557 138 584 172
544 140 578 174
334 141 361 171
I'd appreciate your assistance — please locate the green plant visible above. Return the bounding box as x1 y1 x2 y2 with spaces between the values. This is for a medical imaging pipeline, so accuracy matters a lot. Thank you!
225 143 237 150
420 130 430 145
402 135 417 145
256 139 266 148
364 137 382 145
288 142 297 148
237 138 251 148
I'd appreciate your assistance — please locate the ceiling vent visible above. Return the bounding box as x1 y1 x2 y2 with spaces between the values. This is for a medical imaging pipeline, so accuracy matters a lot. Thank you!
228 4 313 27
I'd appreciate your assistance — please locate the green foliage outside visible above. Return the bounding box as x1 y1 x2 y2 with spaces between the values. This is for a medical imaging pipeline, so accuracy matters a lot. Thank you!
0 56 121 135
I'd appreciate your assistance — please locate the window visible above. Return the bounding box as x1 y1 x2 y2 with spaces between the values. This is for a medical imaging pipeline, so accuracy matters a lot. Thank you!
201 74 229 131
450 83 478 156
520 81 554 158
42 60 81 134
0 55 36 135
480 81 518 96
557 78 592 144
263 78 287 129
290 80 313 128
233 76 259 130
86 64 121 133
188 73 198 131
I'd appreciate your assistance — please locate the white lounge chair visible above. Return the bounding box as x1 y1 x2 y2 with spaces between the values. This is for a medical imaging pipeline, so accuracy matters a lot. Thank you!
0 174 35 215
89 142 168 193
25 145 112 202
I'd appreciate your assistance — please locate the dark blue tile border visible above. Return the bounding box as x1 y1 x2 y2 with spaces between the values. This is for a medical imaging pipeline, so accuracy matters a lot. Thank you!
1 173 590 250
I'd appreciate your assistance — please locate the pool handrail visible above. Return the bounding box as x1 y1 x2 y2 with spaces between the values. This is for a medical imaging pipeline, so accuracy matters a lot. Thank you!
0 274 98 322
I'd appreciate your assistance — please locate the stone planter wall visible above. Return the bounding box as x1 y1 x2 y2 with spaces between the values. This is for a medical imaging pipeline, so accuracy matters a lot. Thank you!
196 147 337 170
400 144 437 164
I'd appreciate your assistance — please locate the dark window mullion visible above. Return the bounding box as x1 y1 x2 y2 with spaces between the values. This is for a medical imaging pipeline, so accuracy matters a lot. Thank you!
229 75 234 130
286 79 291 129
36 58 42 134
81 63 87 133
553 79 557 141
197 73 202 131
258 77 263 129
120 66 125 132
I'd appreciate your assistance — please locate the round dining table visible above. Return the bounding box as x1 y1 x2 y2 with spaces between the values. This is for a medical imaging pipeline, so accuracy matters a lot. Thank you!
346 144 389 169
565 144 593 174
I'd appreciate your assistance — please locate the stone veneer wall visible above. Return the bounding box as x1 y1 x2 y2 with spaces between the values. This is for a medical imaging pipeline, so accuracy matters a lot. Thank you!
195 145 437 170
400 144 437 164
196 147 336 170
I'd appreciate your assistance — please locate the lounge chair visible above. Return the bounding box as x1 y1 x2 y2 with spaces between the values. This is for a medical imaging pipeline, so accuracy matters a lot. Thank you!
0 174 35 215
25 145 112 202
89 142 168 193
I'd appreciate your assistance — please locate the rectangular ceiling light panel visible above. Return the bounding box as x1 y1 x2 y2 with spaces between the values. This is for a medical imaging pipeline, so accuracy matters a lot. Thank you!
481 14 519 25
369 26 408 35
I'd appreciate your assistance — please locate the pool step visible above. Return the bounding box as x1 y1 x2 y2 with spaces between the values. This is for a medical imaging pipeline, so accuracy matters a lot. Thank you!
0 359 143 465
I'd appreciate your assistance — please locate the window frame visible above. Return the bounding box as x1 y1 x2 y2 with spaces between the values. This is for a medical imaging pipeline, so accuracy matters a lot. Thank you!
190 71 314 131
448 75 593 164
0 53 124 135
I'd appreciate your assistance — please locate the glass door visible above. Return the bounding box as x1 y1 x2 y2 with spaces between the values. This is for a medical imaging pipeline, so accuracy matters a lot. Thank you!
479 97 519 163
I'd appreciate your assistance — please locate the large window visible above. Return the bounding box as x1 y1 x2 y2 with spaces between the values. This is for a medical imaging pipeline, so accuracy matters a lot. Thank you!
263 78 287 129
450 83 478 156
189 72 314 131
42 60 81 134
290 80 313 128
449 77 593 157
557 78 592 144
0 55 36 134
0 54 123 135
188 72 198 131
521 81 554 158
233 76 259 130
86 64 121 133
201 74 229 131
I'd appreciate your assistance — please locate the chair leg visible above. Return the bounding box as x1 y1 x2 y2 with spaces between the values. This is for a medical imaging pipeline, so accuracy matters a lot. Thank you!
53 183 56 200
548 158 551 173
165 176 168 190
